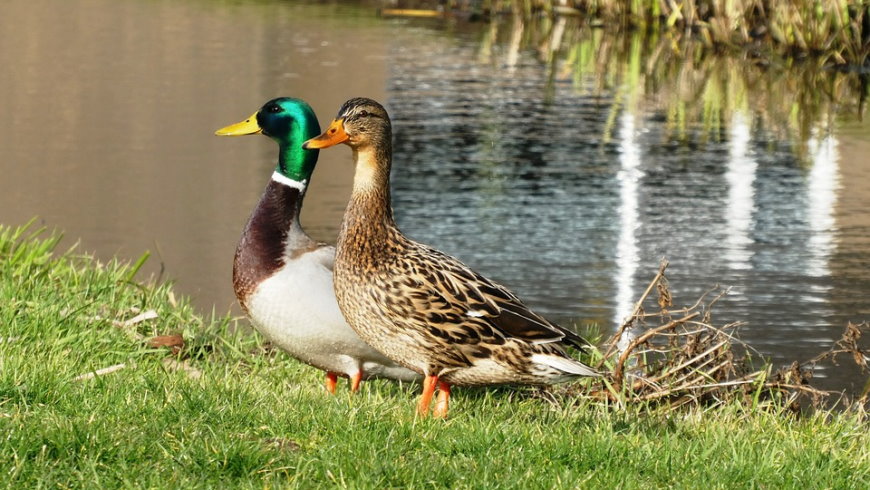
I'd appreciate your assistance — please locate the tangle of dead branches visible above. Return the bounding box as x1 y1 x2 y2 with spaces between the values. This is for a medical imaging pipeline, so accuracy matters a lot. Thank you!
571 260 870 414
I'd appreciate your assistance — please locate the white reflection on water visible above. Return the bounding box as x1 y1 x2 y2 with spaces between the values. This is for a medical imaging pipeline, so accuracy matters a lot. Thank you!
806 130 840 279
615 111 642 335
724 112 757 271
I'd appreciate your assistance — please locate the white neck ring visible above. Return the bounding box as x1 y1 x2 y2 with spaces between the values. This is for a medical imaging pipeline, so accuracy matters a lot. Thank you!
271 172 307 190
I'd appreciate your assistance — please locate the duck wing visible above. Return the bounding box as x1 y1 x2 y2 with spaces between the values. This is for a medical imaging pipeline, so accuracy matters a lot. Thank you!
404 244 592 351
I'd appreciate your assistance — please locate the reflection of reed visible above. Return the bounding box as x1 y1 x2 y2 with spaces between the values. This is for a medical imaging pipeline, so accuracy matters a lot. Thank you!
481 14 867 164
506 12 523 71
483 0 869 66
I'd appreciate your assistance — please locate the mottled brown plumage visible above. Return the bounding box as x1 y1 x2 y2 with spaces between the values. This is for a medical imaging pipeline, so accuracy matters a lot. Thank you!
304 98 599 416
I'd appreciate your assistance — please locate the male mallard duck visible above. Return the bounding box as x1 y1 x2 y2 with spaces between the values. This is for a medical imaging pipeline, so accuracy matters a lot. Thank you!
303 98 599 417
215 97 419 393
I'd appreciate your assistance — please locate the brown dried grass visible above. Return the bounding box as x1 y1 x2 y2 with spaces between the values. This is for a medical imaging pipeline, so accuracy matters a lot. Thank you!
578 260 869 414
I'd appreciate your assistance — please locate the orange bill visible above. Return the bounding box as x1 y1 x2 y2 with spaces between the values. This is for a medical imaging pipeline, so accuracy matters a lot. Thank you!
303 118 348 149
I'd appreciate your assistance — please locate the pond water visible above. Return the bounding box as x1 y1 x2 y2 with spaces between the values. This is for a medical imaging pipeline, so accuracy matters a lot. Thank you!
2 0 868 392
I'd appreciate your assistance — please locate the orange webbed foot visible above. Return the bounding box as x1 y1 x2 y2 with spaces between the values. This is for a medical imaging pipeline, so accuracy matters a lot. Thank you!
350 371 363 393
417 375 438 417
432 381 450 418
325 371 338 394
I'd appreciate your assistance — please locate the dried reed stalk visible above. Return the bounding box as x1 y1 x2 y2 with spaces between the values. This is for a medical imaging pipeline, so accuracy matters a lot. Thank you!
579 260 870 414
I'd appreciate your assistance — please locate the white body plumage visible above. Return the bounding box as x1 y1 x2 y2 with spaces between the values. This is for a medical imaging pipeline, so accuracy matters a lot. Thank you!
245 243 419 382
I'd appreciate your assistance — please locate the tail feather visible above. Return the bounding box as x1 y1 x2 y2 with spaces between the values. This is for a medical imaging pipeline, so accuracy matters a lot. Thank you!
531 354 600 378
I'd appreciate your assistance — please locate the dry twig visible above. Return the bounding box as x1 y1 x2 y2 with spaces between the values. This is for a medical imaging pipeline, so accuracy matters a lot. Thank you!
73 363 127 381
577 260 869 414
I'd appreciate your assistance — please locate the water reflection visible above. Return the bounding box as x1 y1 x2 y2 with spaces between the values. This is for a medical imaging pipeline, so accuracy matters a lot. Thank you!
805 131 839 279
615 112 642 328
0 0 390 312
724 113 757 272
386 15 870 391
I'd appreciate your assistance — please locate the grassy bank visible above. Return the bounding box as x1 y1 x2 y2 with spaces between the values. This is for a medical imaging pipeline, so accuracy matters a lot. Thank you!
1 222 868 488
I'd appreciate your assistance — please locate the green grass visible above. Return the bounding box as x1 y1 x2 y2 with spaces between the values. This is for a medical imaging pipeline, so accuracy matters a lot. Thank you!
1 221 869 488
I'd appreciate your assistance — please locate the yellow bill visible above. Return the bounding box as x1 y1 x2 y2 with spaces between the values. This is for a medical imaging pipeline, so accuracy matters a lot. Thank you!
214 112 262 136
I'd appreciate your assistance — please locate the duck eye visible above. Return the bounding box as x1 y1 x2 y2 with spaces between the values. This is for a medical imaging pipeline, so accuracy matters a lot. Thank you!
359 110 369 117
268 105 281 113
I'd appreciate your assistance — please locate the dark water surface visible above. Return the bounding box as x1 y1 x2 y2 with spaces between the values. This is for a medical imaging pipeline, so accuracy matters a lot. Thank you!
2 0 869 392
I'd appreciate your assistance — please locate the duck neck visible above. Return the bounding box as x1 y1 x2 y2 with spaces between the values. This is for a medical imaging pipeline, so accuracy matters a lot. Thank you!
260 174 306 229
339 141 397 257
262 140 315 236
277 139 318 184
242 137 318 262
352 143 393 212
233 173 311 306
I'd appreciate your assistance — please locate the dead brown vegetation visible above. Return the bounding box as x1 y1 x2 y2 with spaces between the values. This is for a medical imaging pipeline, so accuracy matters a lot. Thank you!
579 260 869 413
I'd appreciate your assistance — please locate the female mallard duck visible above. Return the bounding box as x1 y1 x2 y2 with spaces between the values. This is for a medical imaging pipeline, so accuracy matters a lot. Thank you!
215 97 419 393
303 97 599 417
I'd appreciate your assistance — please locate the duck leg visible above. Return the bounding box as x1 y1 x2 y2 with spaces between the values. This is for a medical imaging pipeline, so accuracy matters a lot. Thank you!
350 370 363 392
417 375 439 416
325 371 339 394
432 381 451 418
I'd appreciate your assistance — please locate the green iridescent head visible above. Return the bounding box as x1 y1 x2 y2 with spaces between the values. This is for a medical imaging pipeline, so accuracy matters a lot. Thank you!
216 97 321 183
